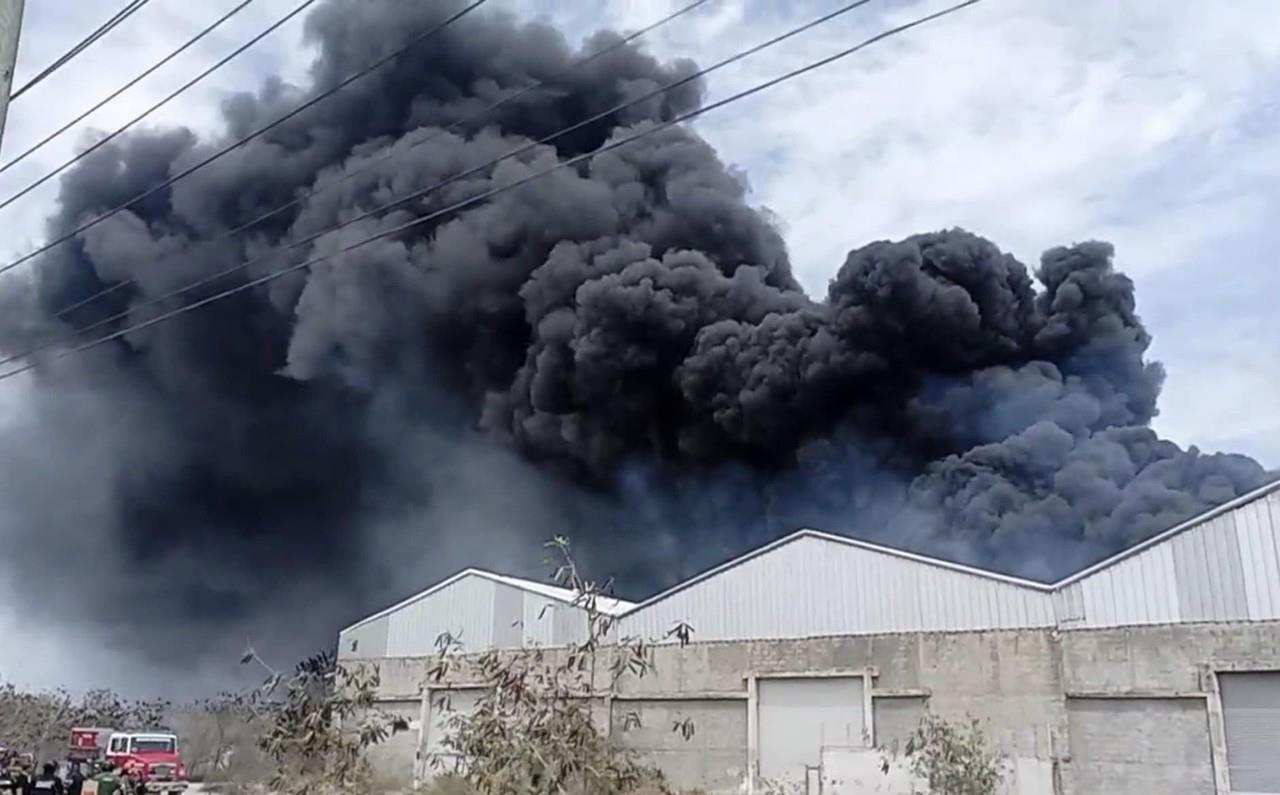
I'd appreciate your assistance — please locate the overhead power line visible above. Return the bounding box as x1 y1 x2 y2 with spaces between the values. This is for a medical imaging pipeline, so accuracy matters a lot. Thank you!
0 0 322 215
35 0 714 332
1 0 260 176
5 0 859 367
9 0 154 102
0 0 983 386
0 0 489 272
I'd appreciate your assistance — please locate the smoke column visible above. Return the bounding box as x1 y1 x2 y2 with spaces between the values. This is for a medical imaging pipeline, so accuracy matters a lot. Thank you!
0 0 1266 685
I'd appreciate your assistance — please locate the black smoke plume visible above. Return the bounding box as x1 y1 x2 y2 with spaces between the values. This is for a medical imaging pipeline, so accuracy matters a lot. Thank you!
0 0 1266 685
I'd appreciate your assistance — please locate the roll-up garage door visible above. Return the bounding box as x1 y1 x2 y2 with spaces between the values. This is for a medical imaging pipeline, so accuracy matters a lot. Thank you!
757 676 865 792
422 688 486 779
1220 672 1280 794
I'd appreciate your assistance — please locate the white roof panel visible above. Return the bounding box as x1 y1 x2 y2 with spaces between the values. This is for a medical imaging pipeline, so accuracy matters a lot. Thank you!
341 567 634 633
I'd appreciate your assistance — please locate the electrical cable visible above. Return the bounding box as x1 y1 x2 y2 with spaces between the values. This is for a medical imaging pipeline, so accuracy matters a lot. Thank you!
0 0 489 271
0 0 323 215
9 0 153 101
1 0 260 176
44 0 714 324
0 0 983 385
2 0 856 368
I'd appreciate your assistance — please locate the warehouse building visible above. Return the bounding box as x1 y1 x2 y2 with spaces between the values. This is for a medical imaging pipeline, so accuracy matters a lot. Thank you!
340 479 1280 795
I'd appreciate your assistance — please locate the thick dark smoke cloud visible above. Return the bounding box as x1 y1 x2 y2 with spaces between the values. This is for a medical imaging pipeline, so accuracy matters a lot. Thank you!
0 0 1267 687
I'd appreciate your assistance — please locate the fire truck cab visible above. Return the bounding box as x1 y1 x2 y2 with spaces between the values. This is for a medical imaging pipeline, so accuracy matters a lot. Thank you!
104 732 187 792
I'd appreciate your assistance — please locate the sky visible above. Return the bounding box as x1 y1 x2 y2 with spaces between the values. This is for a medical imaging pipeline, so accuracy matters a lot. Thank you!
0 0 1277 688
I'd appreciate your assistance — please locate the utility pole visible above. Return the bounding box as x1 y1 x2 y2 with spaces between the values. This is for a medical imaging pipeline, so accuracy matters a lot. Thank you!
0 0 24 150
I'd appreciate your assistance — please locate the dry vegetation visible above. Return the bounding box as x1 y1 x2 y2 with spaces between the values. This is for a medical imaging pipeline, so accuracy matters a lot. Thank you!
420 537 693 795
0 684 169 760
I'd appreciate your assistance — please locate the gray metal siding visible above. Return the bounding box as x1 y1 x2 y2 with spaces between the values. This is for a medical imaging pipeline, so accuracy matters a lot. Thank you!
1060 490 1280 628
1239 492 1280 620
521 591 557 646
1219 672 1280 793
386 575 496 656
491 582 524 649
552 600 588 645
339 615 390 660
619 535 1054 642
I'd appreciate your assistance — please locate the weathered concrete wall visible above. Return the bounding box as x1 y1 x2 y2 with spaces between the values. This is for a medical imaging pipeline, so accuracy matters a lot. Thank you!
359 620 1280 794
612 698 748 792
871 696 926 753
822 750 1054 795
1066 698 1212 795
1057 621 1280 794
1059 621 1280 693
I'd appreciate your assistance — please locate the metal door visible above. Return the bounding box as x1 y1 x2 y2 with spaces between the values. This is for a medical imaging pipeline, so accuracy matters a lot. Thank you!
1220 672 1280 794
757 677 865 793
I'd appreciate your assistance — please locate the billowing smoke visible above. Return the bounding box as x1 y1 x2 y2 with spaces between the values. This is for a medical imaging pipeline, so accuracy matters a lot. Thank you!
0 0 1266 685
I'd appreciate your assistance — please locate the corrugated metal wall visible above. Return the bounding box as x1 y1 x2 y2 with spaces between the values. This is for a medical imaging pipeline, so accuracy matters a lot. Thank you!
342 485 1280 656
521 589 557 646
339 614 390 660
387 575 496 656
1057 490 1280 628
507 584 589 647
619 534 1056 642
343 574 599 660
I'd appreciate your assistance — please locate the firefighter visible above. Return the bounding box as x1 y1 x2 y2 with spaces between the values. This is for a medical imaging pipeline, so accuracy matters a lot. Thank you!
29 762 65 795
118 769 143 795
88 762 122 795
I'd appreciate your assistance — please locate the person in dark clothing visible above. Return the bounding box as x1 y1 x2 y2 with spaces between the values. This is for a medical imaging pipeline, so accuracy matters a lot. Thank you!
28 762 64 795
10 764 30 795
64 763 84 795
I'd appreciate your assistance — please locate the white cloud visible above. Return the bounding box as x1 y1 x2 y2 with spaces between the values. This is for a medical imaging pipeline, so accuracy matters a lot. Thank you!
0 0 314 261
590 0 1280 466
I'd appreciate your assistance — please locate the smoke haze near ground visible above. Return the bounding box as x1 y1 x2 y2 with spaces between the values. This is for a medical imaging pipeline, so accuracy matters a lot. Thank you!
0 0 1267 690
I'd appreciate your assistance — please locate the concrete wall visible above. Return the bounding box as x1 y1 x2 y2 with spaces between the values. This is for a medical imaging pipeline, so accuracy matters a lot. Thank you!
612 698 748 792
358 620 1280 794
1066 698 1211 795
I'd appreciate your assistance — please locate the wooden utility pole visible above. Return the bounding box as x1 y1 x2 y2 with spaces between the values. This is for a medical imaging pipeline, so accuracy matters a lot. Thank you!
0 0 24 149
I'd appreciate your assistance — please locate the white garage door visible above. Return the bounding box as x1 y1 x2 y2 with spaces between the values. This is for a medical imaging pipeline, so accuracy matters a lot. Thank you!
422 688 486 778
1220 672 1280 794
364 699 421 789
758 677 865 792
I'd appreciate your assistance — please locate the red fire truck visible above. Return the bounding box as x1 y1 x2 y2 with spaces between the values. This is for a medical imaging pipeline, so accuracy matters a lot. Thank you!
70 728 188 793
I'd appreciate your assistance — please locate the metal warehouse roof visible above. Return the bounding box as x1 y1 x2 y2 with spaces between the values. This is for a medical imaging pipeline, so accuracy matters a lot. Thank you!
342 567 635 634
341 478 1280 648
630 477 1280 610
1053 477 1280 587
618 477 1280 640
